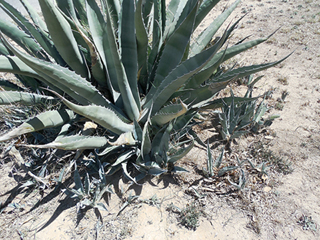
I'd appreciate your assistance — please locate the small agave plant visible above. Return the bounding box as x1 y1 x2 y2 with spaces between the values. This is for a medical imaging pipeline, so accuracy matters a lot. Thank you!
0 0 290 181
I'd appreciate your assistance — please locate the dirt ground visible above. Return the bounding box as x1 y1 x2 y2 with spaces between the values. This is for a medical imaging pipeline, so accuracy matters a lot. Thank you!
0 0 320 239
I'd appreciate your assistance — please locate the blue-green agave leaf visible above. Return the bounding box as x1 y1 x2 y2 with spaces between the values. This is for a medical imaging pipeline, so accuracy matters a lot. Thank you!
200 96 257 110
49 91 134 135
39 0 89 78
194 0 220 29
0 109 76 142
0 0 57 60
190 0 240 57
120 0 140 109
111 150 135 167
213 52 293 83
25 135 109 150
0 34 109 107
135 0 148 87
168 139 194 163
151 101 188 126
141 122 152 159
0 91 54 105
0 19 46 60
148 1 198 99
20 0 48 32
147 37 224 115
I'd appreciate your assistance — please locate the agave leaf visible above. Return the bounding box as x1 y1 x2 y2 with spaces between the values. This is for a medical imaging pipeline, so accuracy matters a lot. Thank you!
63 188 84 199
148 167 167 176
25 135 108 150
0 19 46 60
174 0 199 34
115 65 140 121
215 147 225 168
151 101 188 126
188 128 206 148
181 79 233 108
213 53 293 84
74 20 107 87
96 145 122 157
173 111 196 132
141 122 152 159
102 0 120 28
194 0 220 29
94 0 139 121
186 33 229 89
122 162 141 185
160 0 166 34
19 0 66 65
0 39 10 55
218 113 229 141
206 141 214 176
84 172 90 196
164 0 188 38
39 0 89 78
248 75 264 89
0 34 109 107
152 0 166 48
85 0 112 85
74 164 85 194
86 0 121 95
108 132 136 146
0 91 54 105
55 123 72 141
55 3 90 52
49 90 134 135
111 150 135 167
165 0 184 30
133 120 143 143
171 166 189 173
190 0 240 57
0 56 60 94
0 56 41 79
151 123 173 164
106 165 122 176
135 0 148 87
217 165 238 177
147 36 224 115
142 0 153 27
228 169 246 190
56 0 78 20
0 0 56 59
19 0 48 32
204 35 276 72
0 109 76 142
254 100 268 123
71 0 88 27
168 139 194 163
148 1 198 98
120 0 140 109
94 202 108 212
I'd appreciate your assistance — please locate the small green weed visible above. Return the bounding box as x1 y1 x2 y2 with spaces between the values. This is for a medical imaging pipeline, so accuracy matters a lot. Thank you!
298 215 317 232
179 203 201 230
275 102 284 111
166 202 201 230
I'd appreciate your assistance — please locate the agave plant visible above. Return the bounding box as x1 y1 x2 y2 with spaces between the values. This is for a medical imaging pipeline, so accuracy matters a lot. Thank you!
0 0 290 180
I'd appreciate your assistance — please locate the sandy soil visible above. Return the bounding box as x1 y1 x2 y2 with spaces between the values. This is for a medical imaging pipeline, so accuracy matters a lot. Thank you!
0 0 320 239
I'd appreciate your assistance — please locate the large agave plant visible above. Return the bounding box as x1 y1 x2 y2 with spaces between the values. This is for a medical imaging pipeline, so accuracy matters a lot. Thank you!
0 0 290 180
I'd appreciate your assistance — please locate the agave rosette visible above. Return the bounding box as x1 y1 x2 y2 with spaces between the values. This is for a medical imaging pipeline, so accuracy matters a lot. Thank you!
0 0 290 179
